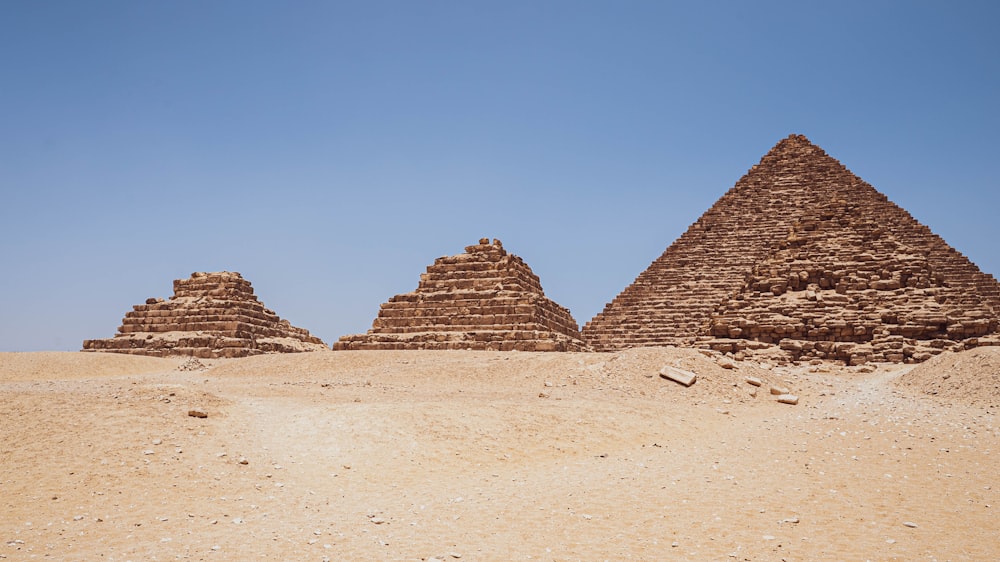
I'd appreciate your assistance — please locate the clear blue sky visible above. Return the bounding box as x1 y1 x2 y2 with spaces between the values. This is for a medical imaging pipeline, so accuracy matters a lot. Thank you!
2 1 998 351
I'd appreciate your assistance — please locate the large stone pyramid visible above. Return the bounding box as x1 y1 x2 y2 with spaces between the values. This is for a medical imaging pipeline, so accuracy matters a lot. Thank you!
83 271 328 358
335 238 588 351
583 134 1000 363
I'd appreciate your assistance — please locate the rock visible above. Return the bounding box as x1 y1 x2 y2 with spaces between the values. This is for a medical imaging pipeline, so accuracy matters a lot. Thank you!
776 394 799 405
745 376 763 387
152 439 162 445
370 517 385 525
659 366 697 387
178 358 207 372
717 357 736 369
770 386 790 395
238 456 249 465
903 521 917 528
188 409 208 418
143 449 155 455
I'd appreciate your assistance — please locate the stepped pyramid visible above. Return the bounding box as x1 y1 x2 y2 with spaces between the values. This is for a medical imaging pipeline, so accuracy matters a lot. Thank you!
83 271 328 358
583 134 1000 363
334 238 588 351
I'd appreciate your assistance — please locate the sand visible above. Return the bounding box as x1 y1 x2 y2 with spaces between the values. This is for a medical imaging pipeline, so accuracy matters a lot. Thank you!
1 347 997 561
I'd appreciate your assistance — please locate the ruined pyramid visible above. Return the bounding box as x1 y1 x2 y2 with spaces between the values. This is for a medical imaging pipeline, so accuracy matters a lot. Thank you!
83 271 328 358
335 238 588 351
582 134 1000 364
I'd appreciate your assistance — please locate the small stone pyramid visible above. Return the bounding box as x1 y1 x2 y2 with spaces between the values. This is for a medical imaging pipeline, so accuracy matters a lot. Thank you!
583 134 1000 363
83 271 327 358
334 238 588 351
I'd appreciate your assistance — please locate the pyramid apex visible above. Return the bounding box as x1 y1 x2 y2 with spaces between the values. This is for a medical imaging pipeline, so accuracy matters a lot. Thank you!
771 133 818 151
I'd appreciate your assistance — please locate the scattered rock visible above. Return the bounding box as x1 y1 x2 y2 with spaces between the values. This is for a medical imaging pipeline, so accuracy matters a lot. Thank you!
745 376 763 387
903 521 917 528
776 394 799 405
770 386 790 395
717 357 736 369
659 366 697 387
238 457 249 465
188 409 208 418
178 358 207 372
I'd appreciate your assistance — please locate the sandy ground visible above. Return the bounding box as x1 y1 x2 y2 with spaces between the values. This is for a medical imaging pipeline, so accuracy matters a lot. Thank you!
1 347 997 561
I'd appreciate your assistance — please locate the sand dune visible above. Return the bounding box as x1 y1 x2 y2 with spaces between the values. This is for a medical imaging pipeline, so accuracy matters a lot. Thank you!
2 348 997 560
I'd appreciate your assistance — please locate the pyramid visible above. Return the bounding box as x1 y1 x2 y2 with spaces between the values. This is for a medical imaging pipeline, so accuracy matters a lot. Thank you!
582 134 1000 363
334 238 588 351
83 271 328 358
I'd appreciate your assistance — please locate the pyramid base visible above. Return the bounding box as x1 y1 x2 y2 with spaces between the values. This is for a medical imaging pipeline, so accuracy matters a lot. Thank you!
692 334 996 365
334 330 590 352
83 332 329 358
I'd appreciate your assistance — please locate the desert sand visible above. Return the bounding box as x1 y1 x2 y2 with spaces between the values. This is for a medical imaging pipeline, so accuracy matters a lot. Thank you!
1 348 997 561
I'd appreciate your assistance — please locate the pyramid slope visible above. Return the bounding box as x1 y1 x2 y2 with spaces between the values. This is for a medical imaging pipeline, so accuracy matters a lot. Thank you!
582 135 1000 363
83 271 328 358
335 239 588 351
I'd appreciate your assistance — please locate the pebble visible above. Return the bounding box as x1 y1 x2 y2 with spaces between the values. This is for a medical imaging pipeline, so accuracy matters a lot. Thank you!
370 517 385 524
143 450 155 455
770 386 790 395
188 409 208 418
903 521 917 528
239 457 249 465
745 376 762 387
152 439 162 445
73 515 84 521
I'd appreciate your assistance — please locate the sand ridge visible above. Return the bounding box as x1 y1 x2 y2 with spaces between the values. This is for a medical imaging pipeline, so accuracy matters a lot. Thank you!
1 348 997 560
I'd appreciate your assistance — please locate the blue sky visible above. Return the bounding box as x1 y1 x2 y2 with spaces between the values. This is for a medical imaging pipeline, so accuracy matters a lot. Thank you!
2 1 998 351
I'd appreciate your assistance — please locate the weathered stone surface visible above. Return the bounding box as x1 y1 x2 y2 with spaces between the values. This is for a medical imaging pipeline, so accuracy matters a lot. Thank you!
83 271 327 358
659 365 697 386
582 135 1000 363
335 239 588 351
